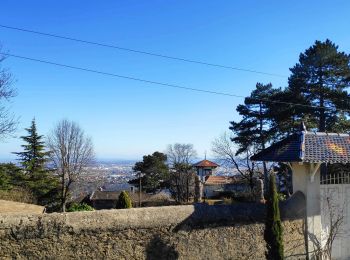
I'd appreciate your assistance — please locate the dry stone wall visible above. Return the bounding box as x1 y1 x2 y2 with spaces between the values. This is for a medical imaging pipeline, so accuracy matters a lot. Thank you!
0 198 306 259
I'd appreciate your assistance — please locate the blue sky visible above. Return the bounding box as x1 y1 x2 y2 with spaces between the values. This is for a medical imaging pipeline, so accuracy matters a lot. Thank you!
0 1 349 161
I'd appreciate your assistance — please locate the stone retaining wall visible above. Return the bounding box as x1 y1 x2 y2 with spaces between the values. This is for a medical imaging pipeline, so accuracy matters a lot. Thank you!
0 198 307 259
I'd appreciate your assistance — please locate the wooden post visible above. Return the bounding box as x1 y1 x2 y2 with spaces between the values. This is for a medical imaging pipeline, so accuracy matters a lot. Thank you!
138 171 142 207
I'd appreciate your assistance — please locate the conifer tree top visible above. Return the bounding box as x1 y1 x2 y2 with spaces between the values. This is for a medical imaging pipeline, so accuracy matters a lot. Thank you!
13 118 49 176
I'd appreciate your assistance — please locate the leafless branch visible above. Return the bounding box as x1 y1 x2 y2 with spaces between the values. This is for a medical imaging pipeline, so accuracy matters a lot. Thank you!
47 119 95 212
166 143 197 166
310 191 344 259
211 132 263 184
0 46 17 139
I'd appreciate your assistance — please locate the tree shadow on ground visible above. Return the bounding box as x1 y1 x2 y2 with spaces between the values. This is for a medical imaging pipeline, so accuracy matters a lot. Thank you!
146 235 179 260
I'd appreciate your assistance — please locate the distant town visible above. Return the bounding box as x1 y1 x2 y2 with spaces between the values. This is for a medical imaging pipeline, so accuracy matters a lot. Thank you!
70 159 237 200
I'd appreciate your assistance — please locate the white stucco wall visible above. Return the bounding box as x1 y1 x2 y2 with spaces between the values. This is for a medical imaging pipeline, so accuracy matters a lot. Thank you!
292 162 321 257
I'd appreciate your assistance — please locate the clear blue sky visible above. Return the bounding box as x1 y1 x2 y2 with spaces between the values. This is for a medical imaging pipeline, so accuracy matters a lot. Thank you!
0 1 349 161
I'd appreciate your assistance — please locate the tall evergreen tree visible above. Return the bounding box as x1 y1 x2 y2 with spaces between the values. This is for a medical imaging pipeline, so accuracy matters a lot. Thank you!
14 119 58 205
14 118 48 176
229 83 279 192
230 83 279 154
268 88 311 138
264 174 284 260
287 39 350 132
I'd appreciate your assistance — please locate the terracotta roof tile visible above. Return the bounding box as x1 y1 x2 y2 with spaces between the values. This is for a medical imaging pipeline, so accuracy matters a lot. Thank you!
193 159 219 168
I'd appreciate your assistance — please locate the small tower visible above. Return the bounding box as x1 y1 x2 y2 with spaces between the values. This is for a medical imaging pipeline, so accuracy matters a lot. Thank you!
193 159 219 182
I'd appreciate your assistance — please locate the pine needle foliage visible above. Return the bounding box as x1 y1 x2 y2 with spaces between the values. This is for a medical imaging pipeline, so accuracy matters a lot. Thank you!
13 118 59 205
14 118 49 176
264 174 284 260
116 191 132 209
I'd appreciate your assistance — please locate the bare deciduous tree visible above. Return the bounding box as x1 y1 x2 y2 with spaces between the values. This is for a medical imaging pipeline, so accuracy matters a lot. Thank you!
166 143 197 166
47 119 94 212
0 47 17 139
211 132 263 198
166 143 197 203
169 164 196 203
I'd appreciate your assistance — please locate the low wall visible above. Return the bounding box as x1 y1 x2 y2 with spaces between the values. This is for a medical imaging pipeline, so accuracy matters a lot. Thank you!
0 194 307 259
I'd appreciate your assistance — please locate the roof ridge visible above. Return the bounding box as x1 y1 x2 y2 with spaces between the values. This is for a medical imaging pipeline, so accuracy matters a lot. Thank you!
305 131 350 136
193 159 219 167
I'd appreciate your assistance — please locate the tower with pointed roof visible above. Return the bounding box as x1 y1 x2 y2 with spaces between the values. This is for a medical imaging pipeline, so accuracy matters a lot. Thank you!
193 159 219 182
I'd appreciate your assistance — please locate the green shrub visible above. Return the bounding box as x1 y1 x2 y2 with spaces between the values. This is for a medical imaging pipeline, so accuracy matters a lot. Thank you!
0 171 12 190
0 163 23 190
264 174 284 260
67 202 94 212
116 191 132 209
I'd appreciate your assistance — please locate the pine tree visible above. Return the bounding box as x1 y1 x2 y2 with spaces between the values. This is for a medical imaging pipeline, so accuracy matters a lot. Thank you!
230 83 279 155
116 191 132 209
14 118 49 176
287 39 350 132
230 83 279 193
268 88 312 138
14 119 58 205
264 174 284 260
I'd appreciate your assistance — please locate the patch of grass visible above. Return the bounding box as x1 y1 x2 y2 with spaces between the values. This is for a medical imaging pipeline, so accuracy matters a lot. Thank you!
0 187 37 204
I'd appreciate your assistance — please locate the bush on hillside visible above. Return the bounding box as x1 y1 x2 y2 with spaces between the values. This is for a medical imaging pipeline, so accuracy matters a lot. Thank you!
116 191 132 209
67 202 94 212
0 171 12 190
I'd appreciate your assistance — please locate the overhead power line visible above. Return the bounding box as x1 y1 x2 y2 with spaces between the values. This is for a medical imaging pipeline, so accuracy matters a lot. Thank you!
0 24 287 78
1 51 349 114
